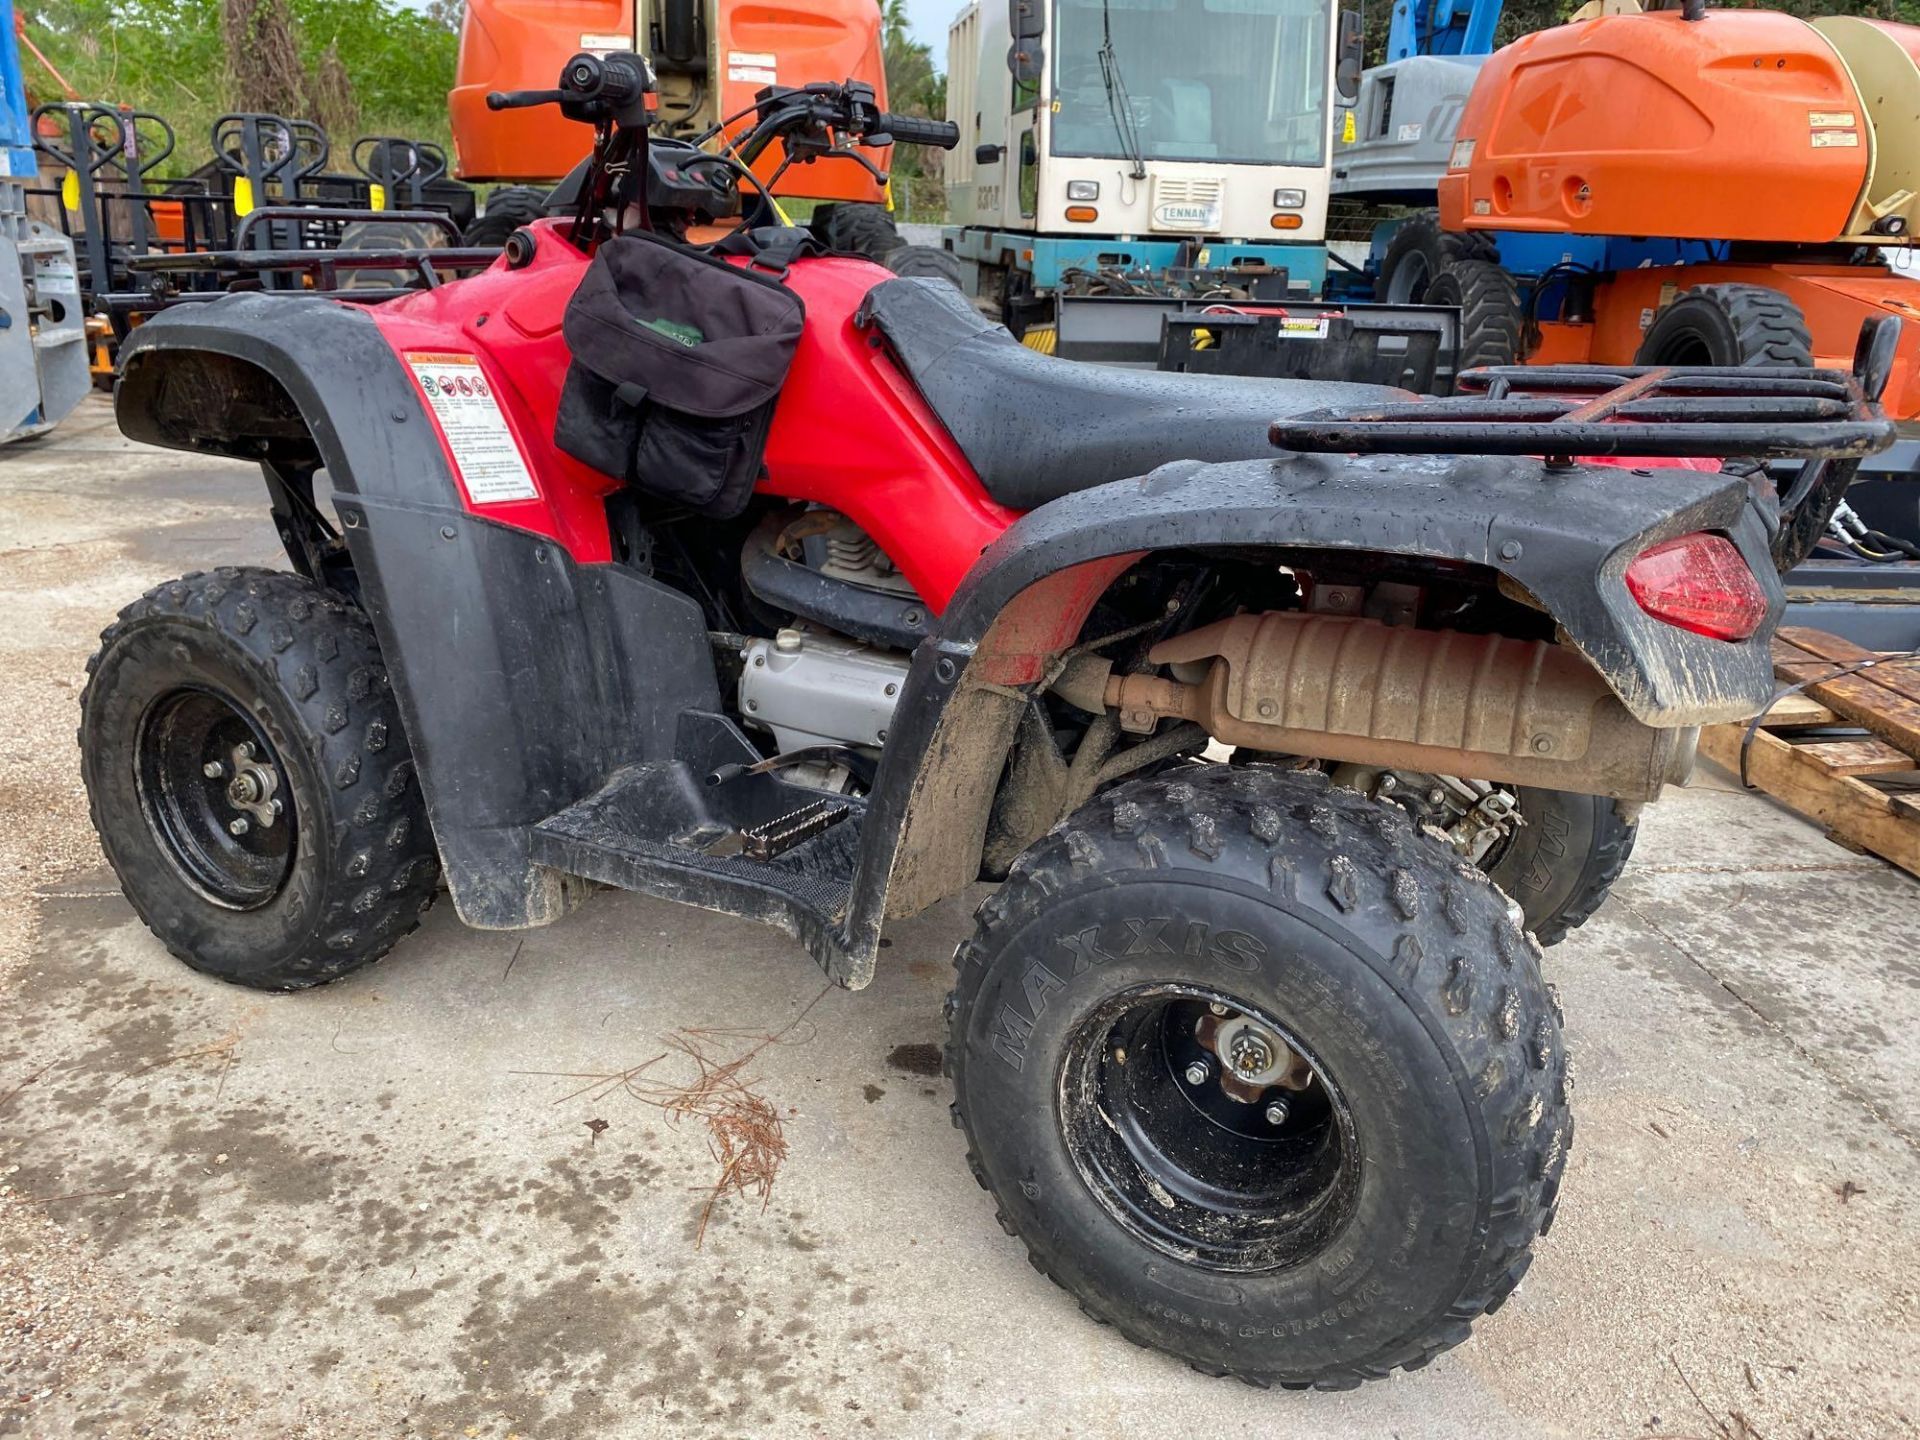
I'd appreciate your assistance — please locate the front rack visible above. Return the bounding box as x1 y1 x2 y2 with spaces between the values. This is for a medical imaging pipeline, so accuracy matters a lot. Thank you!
1268 361 1894 463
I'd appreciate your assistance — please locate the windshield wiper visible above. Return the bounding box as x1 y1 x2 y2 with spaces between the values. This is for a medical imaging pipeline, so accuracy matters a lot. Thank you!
1098 0 1148 181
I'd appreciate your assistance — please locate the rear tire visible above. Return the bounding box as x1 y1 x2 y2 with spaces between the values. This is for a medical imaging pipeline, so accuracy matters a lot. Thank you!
1427 259 1523 373
1635 283 1813 368
1487 789 1638 946
884 243 964 289
79 568 439 991
947 765 1569 1388
1379 211 1498 305
460 186 547 248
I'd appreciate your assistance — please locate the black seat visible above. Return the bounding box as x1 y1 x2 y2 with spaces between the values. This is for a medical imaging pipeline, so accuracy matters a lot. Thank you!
858 278 1407 510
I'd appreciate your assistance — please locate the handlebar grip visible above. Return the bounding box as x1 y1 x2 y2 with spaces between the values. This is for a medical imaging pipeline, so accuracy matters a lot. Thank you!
594 56 648 102
878 114 960 149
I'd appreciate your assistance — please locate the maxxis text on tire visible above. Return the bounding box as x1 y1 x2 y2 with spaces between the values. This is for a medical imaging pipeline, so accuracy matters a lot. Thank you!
1487 788 1638 946
1634 283 1814 369
79 567 439 990
1426 259 1524 373
946 764 1570 1389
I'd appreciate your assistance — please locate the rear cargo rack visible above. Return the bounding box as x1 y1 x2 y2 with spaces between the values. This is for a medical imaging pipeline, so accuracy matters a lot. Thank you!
1267 361 1895 463
1267 318 1906 579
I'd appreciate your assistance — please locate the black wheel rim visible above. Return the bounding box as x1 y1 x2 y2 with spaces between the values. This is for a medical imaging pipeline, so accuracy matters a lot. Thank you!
135 687 296 909
1058 985 1359 1273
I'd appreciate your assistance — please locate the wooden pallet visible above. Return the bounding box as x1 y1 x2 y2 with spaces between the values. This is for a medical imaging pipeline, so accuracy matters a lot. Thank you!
1698 628 1920 879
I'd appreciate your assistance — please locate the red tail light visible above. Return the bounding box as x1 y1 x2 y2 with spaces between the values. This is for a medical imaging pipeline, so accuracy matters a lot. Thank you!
1624 533 1768 641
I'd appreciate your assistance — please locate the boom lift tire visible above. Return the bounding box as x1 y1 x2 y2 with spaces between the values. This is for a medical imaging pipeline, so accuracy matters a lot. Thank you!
813 201 904 261
1379 210 1499 304
947 765 1569 1388
461 186 548 248
1488 789 1638 946
884 243 965 289
79 568 440 991
1427 258 1524 372
1634 284 1815 369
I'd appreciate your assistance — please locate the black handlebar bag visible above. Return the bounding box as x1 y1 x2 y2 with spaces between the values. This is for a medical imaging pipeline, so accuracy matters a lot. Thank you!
556 229 805 518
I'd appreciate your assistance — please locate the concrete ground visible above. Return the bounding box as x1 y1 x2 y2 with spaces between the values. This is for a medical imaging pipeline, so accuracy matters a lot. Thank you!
2 396 1918 1440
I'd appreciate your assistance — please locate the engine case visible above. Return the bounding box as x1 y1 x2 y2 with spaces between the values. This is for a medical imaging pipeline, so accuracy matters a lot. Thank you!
738 628 909 754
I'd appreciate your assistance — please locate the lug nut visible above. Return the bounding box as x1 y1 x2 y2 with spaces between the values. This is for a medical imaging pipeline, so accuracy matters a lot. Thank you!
228 817 250 836
236 741 255 760
1265 1098 1291 1126
1208 1002 1229 1016
1184 1060 1211 1086
203 761 225 779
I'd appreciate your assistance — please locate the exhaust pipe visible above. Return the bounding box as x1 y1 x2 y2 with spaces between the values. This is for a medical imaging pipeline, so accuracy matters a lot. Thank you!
1070 612 1694 802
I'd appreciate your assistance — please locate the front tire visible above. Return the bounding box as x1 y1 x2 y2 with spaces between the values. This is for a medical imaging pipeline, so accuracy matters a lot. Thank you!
811 201 903 261
79 568 439 990
1378 211 1497 305
948 765 1569 1388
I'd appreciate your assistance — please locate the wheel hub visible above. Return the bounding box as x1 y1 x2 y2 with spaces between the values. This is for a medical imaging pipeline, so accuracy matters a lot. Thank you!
1059 985 1360 1273
137 688 296 909
218 741 282 830
1195 1009 1314 1103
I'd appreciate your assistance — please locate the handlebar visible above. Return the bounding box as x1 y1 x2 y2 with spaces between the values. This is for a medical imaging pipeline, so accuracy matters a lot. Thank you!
873 113 960 150
486 52 655 129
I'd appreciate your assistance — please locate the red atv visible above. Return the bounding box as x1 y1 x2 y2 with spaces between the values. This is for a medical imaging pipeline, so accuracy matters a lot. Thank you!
83 52 1895 1389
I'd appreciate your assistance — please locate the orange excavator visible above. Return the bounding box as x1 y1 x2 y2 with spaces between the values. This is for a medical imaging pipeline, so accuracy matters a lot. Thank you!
448 0 900 249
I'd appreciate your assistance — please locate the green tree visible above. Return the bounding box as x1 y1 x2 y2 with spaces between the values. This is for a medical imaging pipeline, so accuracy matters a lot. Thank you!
20 0 457 175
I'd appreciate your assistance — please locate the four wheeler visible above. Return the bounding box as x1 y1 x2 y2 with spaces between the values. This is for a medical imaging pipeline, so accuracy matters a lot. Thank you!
81 48 1897 1389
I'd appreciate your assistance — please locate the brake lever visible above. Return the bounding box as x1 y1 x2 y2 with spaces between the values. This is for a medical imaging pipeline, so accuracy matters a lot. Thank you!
829 145 889 183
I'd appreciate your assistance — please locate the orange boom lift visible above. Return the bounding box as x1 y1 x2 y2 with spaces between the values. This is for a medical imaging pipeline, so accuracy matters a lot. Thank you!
1436 3 1920 427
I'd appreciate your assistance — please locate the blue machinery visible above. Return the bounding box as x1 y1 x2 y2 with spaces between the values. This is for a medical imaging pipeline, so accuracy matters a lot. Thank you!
2 0 88 442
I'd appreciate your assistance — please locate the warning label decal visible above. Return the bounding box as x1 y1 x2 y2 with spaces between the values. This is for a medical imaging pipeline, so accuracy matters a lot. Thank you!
404 352 539 505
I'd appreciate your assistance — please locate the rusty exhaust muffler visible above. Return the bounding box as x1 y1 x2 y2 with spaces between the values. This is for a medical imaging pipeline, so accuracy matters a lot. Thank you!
1069 612 1694 801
